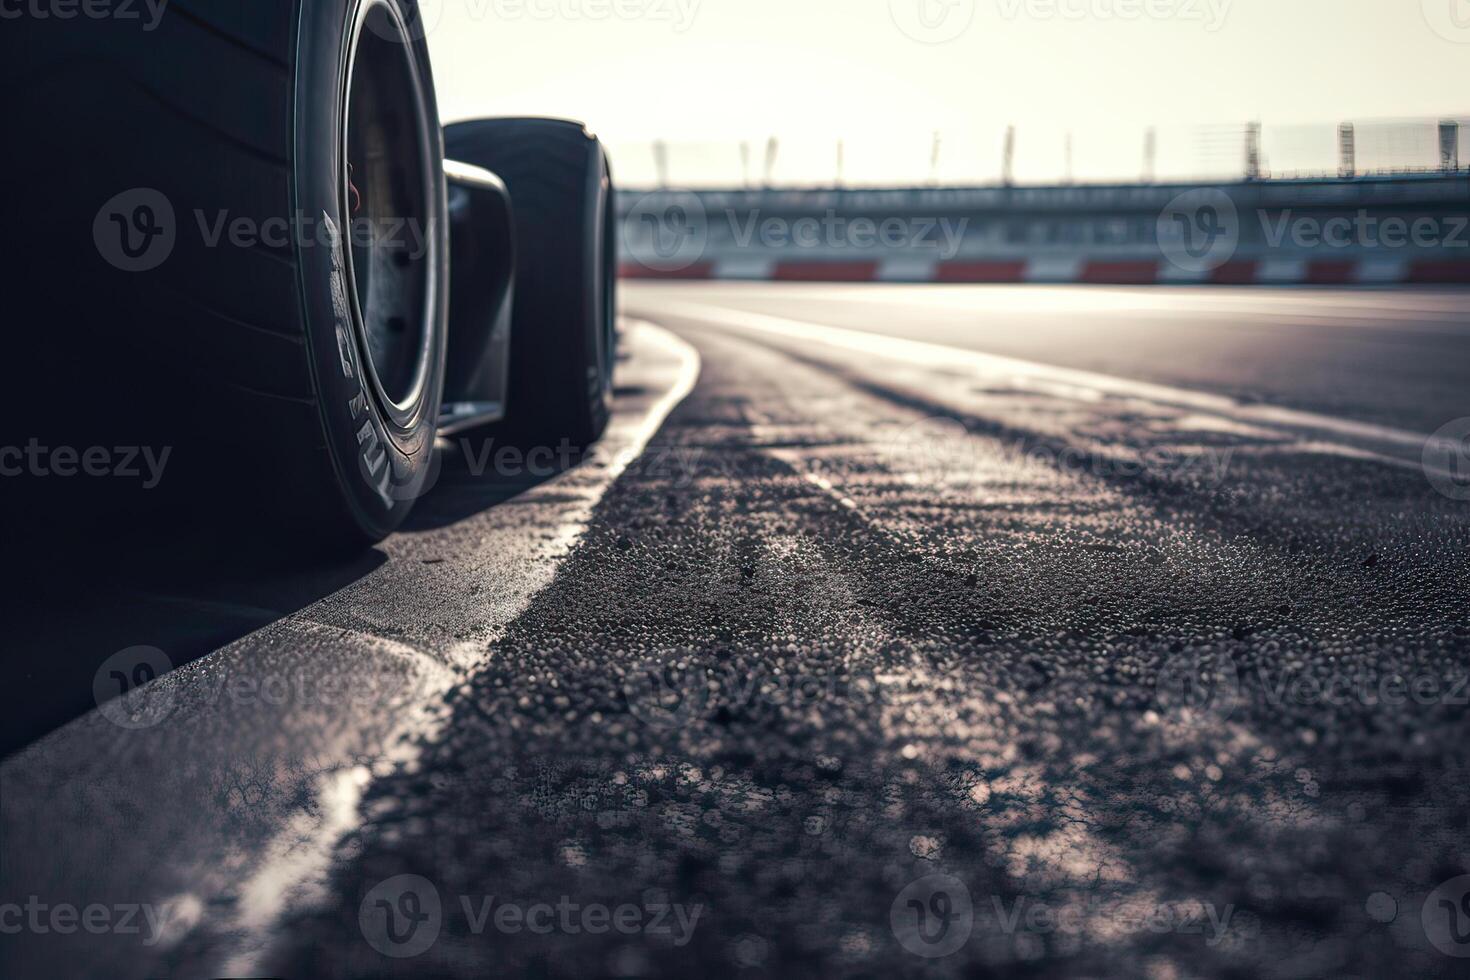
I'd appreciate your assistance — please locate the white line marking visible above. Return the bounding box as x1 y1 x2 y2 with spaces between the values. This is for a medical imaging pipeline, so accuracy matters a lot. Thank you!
714 257 777 280
878 257 939 282
1258 258 1307 284
1 322 703 979
1356 258 1409 284
1026 257 1085 282
220 320 700 975
649 301 1455 474
613 321 702 482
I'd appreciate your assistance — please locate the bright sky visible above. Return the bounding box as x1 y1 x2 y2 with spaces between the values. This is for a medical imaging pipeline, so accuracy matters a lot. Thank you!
422 0 1470 185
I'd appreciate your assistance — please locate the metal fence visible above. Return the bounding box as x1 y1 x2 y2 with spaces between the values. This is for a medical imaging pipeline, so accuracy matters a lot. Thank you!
610 117 1470 190
617 174 1470 285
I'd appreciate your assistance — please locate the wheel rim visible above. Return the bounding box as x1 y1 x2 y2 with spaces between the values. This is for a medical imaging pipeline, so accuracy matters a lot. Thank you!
341 0 438 425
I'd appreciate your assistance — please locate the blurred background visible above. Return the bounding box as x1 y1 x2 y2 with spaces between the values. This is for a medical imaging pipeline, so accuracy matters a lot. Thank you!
421 0 1469 186
418 0 1470 286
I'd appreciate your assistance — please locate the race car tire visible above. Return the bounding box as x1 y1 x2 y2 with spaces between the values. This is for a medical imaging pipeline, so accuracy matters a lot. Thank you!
1 0 448 551
444 118 617 448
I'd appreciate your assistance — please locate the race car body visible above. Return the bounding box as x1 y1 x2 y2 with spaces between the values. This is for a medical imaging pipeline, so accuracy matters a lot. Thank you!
1 0 617 550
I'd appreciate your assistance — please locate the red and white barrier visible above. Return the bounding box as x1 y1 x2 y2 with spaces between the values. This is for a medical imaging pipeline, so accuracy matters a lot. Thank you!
621 257 1470 285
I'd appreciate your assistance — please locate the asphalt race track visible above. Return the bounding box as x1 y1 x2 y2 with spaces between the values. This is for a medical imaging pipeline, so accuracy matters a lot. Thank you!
4 284 1470 978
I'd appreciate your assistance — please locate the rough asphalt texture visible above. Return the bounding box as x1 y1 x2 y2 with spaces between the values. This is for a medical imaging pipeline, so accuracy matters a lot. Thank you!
245 298 1470 978
5 287 1469 979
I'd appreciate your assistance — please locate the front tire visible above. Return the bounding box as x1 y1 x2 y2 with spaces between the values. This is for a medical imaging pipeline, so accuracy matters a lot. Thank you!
2 0 449 551
445 118 617 447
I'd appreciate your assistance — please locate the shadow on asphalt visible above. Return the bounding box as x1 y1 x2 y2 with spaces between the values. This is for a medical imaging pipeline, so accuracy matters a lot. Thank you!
0 431 580 758
401 426 589 532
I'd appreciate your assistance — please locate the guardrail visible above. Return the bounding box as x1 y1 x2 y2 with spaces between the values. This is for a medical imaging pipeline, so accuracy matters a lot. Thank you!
611 116 1469 189
617 174 1470 285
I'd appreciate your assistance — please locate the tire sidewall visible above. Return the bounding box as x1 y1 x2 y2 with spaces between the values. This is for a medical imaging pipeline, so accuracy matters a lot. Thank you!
582 141 614 436
294 0 448 540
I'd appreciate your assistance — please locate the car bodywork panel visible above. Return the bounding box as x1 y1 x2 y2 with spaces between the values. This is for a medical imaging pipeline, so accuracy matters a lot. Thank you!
439 157 516 435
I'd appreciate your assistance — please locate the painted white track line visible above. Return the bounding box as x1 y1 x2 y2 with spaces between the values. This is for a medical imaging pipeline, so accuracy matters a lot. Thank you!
649 301 1455 477
0 321 701 978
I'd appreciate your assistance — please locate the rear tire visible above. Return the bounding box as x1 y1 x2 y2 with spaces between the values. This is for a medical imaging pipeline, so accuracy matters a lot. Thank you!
444 118 617 448
1 0 448 552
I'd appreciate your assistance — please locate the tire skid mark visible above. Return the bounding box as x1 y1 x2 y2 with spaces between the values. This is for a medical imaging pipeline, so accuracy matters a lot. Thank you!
656 320 1446 974
214 323 701 975
649 300 1458 477
0 323 701 980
